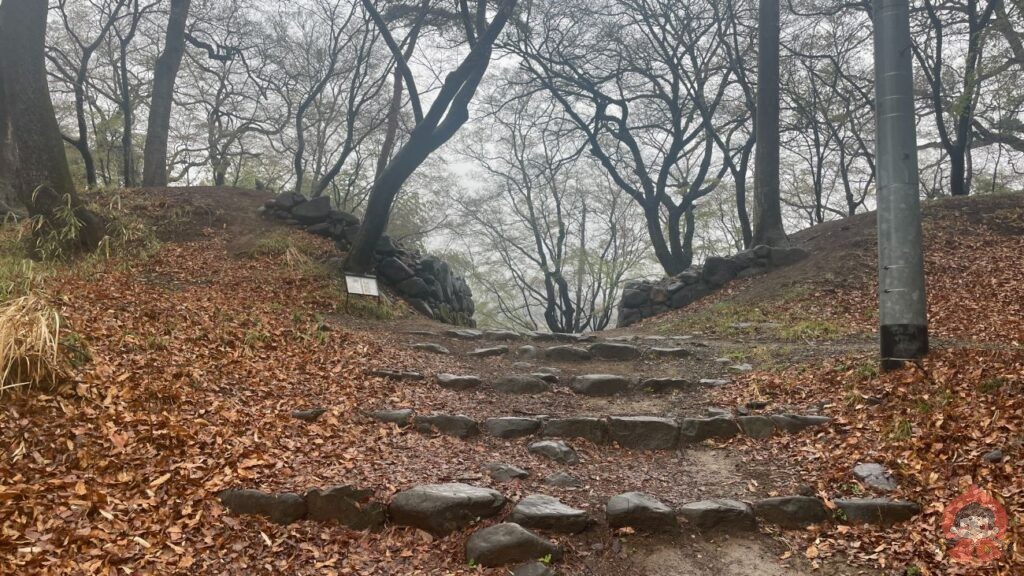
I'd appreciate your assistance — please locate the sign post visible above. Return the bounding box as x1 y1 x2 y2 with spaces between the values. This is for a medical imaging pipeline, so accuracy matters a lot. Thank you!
344 274 382 311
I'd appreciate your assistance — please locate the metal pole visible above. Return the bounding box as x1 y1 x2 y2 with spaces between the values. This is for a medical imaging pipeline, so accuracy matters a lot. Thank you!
873 0 928 370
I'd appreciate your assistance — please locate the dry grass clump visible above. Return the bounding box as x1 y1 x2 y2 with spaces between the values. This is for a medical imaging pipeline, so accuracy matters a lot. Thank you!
0 294 70 395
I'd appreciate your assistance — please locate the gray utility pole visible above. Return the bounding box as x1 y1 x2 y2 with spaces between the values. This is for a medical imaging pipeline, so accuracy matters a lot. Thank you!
873 0 929 370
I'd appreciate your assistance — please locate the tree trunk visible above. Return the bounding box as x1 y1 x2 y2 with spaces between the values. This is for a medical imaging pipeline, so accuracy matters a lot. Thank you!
118 47 135 186
141 0 190 187
751 0 788 246
949 146 968 196
0 0 103 250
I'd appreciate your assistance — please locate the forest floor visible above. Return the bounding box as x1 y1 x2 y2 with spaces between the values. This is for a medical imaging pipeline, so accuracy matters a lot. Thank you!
0 187 1022 575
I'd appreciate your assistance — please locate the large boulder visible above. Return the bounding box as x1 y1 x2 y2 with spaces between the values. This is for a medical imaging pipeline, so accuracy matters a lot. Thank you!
304 485 385 530
269 191 306 210
291 195 332 224
605 492 677 531
510 494 590 533
378 257 415 283
568 374 632 396
389 483 505 535
494 375 552 395
397 277 429 298
542 417 608 444
607 416 679 450
678 499 756 531
465 523 562 567
219 489 307 525
620 288 650 308
701 256 743 287
485 417 542 438
752 496 829 528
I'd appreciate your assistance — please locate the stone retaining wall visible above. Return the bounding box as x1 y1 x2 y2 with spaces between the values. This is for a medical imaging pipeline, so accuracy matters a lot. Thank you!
617 245 809 327
261 192 475 326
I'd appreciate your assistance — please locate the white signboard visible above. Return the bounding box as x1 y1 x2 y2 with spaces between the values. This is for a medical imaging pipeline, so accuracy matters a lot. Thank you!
345 274 380 297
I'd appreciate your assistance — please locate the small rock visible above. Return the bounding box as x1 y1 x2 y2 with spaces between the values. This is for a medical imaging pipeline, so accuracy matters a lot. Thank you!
543 345 592 362
678 499 756 531
469 346 510 358
545 472 583 488
542 417 607 444
444 329 484 340
510 494 590 533
607 416 679 450
531 373 559 383
304 485 385 530
367 408 413 426
389 483 505 535
853 463 898 492
436 374 482 391
292 407 327 422
729 363 754 372
513 561 556 576
517 345 540 359
983 449 1004 463
411 343 451 355
465 522 562 567
485 330 522 341
699 378 730 387
706 407 731 418
484 463 530 482
535 366 561 375
835 498 920 526
494 375 552 395
569 374 632 396
752 496 828 528
485 417 542 438
678 417 740 443
605 492 678 531
714 357 734 365
647 347 693 358
529 440 580 465
415 414 479 438
745 400 769 410
588 342 641 361
219 489 307 525
737 415 775 439
369 369 424 381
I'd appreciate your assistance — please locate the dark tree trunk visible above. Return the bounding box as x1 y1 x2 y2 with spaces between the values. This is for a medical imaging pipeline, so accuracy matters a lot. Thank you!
141 0 190 187
0 0 103 250
949 147 968 196
752 0 788 246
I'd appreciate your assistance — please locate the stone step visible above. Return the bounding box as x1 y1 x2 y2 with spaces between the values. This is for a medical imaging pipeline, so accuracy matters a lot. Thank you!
420 371 726 396
366 409 832 448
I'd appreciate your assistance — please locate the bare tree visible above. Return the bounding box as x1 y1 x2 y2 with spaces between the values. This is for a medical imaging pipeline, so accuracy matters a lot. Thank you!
751 0 788 245
141 0 190 187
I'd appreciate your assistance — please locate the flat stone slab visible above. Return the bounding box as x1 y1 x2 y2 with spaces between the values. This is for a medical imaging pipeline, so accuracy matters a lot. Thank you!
542 417 607 444
444 329 484 340
607 416 679 450
367 408 413 426
436 374 482 391
606 492 678 531
543 345 593 362
530 332 588 342
516 345 540 359
484 463 530 482
411 343 451 355
369 369 424 381
219 489 307 525
486 417 542 438
494 375 552 394
588 342 641 360
291 407 326 422
737 415 775 439
648 347 693 358
729 363 754 372
415 414 479 438
699 378 730 387
853 462 897 492
510 494 590 533
531 372 559 383
569 374 632 396
678 499 756 531
529 440 580 465
637 377 694 394
678 417 741 443
752 496 829 528
389 483 505 535
835 498 920 526
465 522 562 567
304 485 385 530
770 414 831 433
469 346 510 357
484 330 523 341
